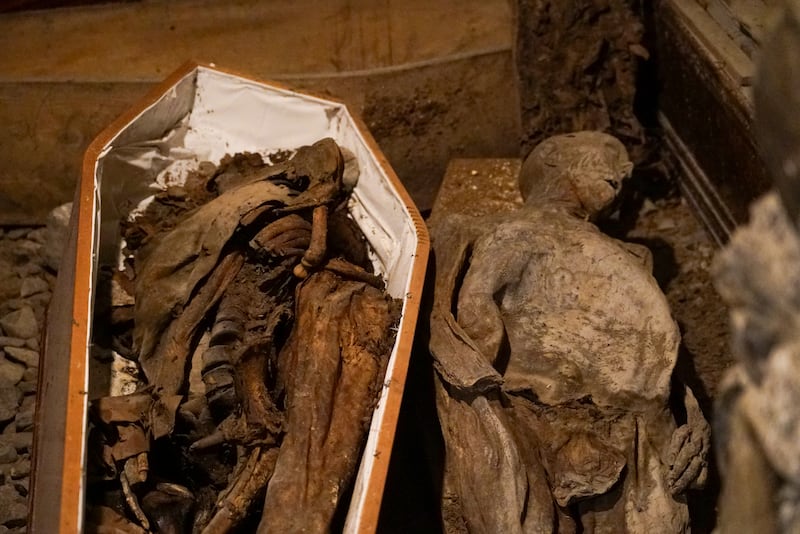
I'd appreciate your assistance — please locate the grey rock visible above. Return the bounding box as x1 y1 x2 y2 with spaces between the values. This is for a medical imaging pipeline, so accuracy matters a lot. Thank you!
13 263 41 278
14 409 33 432
0 443 17 465
0 308 37 340
24 293 51 314
0 362 24 387
4 229 29 241
0 339 24 349
26 227 47 245
1 301 23 313
10 458 30 479
0 432 33 452
7 433 31 453
0 484 26 527
3 348 38 369
0 385 20 423
19 277 48 298
44 202 73 272
0 275 21 304
12 479 27 497
18 396 34 413
16 239 42 258
16 383 35 396
20 368 36 384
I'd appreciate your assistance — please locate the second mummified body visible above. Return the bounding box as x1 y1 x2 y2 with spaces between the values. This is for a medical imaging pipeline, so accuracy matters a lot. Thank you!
429 132 710 533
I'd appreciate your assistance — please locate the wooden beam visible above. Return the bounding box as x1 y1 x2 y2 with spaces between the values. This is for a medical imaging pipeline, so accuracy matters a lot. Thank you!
0 0 518 224
657 0 769 228
0 50 520 225
0 0 511 82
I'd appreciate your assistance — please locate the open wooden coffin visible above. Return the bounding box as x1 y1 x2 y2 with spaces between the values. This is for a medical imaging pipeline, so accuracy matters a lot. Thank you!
30 62 429 533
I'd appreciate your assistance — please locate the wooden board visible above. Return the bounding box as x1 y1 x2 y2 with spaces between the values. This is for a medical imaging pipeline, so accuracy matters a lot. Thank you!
0 0 518 224
429 158 522 226
657 0 769 232
670 0 756 86
0 0 511 82
0 50 519 225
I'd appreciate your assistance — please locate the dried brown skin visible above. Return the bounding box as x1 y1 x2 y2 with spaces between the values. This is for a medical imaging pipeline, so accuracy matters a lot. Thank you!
90 139 396 532
134 138 344 373
429 132 708 533
258 269 400 534
88 137 397 532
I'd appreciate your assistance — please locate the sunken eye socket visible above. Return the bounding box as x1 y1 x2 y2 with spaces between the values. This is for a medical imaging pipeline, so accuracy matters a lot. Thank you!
604 179 619 190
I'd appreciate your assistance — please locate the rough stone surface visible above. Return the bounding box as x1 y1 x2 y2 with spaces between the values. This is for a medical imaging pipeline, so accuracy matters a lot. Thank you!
7 433 31 453
19 277 48 298
0 338 24 349
3 348 38 369
1 220 56 531
20 368 36 384
0 442 17 465
13 480 27 498
10 458 30 479
0 485 26 527
0 386 20 424
0 308 37 340
4 230 28 241
0 362 24 387
0 276 21 304
14 409 33 432
16 383 34 396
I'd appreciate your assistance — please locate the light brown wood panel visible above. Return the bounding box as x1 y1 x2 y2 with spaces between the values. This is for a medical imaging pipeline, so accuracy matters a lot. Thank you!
0 0 511 82
0 81 152 225
0 50 519 225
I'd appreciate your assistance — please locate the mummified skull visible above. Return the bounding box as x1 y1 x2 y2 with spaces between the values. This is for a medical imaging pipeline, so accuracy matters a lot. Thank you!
429 131 709 533
519 131 634 218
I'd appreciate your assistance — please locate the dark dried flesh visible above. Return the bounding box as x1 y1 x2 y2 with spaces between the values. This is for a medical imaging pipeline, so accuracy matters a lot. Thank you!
85 139 401 533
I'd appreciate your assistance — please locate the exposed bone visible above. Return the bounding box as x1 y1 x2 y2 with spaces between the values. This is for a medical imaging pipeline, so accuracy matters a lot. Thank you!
293 205 328 278
120 469 150 531
323 257 385 290
142 252 244 397
201 447 280 534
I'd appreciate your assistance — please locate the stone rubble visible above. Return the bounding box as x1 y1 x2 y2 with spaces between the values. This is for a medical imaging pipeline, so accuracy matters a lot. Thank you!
0 203 70 533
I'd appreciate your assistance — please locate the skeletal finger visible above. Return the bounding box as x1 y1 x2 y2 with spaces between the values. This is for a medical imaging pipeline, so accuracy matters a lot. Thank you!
669 454 707 495
252 215 310 246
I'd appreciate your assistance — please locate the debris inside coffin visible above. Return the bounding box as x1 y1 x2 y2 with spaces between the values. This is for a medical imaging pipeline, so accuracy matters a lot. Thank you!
85 138 401 533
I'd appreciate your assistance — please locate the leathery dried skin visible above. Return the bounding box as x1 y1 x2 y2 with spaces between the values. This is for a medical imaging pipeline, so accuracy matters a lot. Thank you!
258 269 400 534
